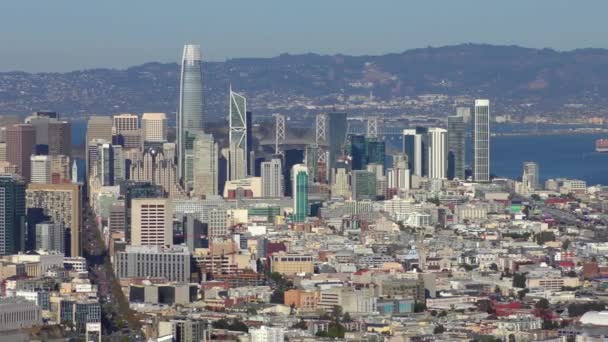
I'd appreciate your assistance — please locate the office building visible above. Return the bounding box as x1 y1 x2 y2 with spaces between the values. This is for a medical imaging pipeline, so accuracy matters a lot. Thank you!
402 128 426 177
229 89 248 181
283 149 304 197
0 297 41 332
114 245 191 282
352 170 376 201
331 167 350 198
456 107 472 123
193 133 218 198
35 222 64 253
142 113 168 142
30 155 51 184
474 99 490 182
112 113 139 135
97 143 115 186
130 149 180 198
291 164 308 222
261 158 283 198
6 124 36 182
26 183 81 257
427 127 447 179
131 198 172 247
447 114 466 180
326 112 348 170
86 116 112 177
0 175 26 256
270 252 313 275
350 134 366 170
208 208 229 238
158 319 211 342
523 161 539 190
25 113 71 157
304 145 319 182
50 155 71 184
178 44 204 182
121 181 165 242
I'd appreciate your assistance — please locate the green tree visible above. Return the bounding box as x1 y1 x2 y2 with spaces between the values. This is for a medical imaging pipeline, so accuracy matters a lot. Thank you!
434 324 445 334
292 320 307 330
489 263 499 271
414 302 427 313
342 312 352 322
535 231 556 245
512 273 527 288
562 239 571 250
535 298 550 310
438 310 447 317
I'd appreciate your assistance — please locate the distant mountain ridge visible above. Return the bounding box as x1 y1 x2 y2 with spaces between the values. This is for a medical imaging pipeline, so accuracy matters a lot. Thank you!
2 43 608 119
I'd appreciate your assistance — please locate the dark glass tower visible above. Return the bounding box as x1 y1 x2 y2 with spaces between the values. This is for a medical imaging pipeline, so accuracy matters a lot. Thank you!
0 175 26 255
327 112 347 170
447 115 465 180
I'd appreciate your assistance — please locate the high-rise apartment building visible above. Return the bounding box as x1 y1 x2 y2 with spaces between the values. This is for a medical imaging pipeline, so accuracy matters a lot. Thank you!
229 89 248 181
522 161 539 191
131 198 172 247
193 133 218 198
261 158 283 198
178 44 204 182
26 183 81 257
326 112 347 170
6 124 36 182
427 128 447 180
474 99 490 183
30 155 51 184
112 113 139 135
291 164 308 222
141 113 168 142
447 114 466 180
86 116 112 178
0 175 26 256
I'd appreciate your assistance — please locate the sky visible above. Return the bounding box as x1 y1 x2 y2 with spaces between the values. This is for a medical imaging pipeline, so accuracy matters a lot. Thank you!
1 0 607 72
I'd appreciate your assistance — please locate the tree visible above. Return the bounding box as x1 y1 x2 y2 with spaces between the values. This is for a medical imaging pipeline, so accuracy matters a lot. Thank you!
535 298 550 310
534 231 556 245
566 270 578 278
438 310 448 317
270 288 285 304
562 239 571 250
433 324 445 334
342 312 352 322
292 320 307 330
331 305 343 322
512 273 527 288
414 302 427 313
489 263 499 271
494 285 502 294
316 322 345 338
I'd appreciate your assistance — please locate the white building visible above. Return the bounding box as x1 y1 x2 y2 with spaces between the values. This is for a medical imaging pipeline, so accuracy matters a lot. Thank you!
249 326 285 342
141 113 167 142
112 113 139 135
131 198 173 247
473 99 490 182
30 155 51 184
427 127 447 179
261 158 283 198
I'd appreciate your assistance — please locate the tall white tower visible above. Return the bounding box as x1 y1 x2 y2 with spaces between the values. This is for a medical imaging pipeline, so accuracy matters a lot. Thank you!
474 99 490 183
427 128 447 179
229 88 248 181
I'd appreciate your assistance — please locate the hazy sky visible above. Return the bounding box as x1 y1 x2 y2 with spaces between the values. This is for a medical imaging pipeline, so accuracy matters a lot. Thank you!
1 0 607 72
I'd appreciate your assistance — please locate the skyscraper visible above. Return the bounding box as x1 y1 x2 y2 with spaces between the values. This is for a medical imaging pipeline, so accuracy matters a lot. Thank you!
304 145 319 182
6 124 36 182
447 114 466 180
522 161 539 190
35 222 64 254
30 155 51 184
0 175 26 256
474 99 490 183
112 113 139 135
25 113 71 157
141 113 168 143
178 44 204 182
98 143 115 186
351 170 376 201
402 129 423 176
193 133 218 198
229 89 248 181
427 128 447 180
261 157 283 198
131 198 172 247
291 164 308 223
86 116 112 178
326 112 347 170
121 181 165 243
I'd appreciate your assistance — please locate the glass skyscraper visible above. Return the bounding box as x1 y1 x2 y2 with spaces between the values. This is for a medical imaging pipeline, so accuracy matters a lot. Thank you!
291 164 309 223
178 44 204 182
474 99 490 183
447 115 465 180
326 112 347 170
0 175 26 256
